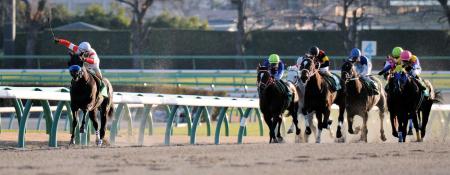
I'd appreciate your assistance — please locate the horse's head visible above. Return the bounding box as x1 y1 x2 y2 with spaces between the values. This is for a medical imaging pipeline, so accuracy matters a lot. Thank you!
341 61 357 82
286 66 300 85
299 57 315 84
67 52 85 81
257 65 274 90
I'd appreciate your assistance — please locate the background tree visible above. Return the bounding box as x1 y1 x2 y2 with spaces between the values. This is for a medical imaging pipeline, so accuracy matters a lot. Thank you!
438 0 450 27
75 4 130 29
147 11 208 29
306 0 367 51
116 0 154 68
19 0 47 65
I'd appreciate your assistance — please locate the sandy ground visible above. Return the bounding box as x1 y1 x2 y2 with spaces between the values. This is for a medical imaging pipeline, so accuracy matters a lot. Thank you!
0 100 449 175
0 140 449 175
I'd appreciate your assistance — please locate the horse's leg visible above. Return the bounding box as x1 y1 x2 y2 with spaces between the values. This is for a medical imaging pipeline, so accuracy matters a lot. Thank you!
379 109 387 142
361 112 368 142
315 112 323 143
70 109 79 145
276 116 284 143
398 112 408 142
80 110 88 133
100 107 108 141
390 113 398 138
89 110 102 146
336 103 345 138
411 111 421 142
420 101 432 139
289 103 301 136
263 114 274 143
304 112 312 135
347 112 355 134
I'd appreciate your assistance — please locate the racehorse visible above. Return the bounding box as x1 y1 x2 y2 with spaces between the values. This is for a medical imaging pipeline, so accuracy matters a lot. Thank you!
341 61 387 142
257 65 300 143
67 52 114 146
386 71 440 142
299 58 346 143
386 72 421 142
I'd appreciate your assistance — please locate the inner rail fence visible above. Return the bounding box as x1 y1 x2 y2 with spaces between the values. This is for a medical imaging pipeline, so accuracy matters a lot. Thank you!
0 86 449 148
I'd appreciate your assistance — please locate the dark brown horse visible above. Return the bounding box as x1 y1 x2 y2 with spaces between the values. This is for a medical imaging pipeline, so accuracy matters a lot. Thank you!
257 66 300 143
299 58 346 143
68 52 114 146
386 71 440 142
386 72 421 142
341 61 387 142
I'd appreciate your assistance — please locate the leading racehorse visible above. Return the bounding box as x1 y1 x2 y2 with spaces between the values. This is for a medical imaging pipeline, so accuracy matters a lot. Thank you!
67 52 114 146
257 65 300 143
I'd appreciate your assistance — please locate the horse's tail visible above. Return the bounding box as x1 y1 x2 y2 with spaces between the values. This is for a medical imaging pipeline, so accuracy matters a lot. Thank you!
432 90 442 104
104 78 115 119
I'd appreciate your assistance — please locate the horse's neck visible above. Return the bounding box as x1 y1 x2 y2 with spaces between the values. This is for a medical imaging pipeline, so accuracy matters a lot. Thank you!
312 72 323 87
346 77 362 95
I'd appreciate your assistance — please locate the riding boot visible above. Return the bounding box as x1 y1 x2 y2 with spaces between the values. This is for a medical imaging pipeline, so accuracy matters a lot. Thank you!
95 71 104 89
414 76 428 97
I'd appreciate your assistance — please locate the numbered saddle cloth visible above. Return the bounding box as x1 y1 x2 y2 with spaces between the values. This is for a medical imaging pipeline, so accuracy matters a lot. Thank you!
89 72 108 97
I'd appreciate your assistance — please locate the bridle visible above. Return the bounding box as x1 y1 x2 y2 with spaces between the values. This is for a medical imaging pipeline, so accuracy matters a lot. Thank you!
300 58 319 83
342 62 359 83
257 69 275 90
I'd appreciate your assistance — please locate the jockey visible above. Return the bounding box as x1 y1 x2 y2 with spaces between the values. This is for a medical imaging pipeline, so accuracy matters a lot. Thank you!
347 48 378 95
400 50 427 91
263 54 292 97
378 46 403 76
308 46 330 74
308 46 341 91
54 38 103 80
263 54 285 80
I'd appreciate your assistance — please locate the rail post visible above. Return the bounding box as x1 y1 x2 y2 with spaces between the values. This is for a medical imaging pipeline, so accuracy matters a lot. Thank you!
48 101 67 147
164 105 179 145
214 107 228 145
238 108 253 144
17 100 33 148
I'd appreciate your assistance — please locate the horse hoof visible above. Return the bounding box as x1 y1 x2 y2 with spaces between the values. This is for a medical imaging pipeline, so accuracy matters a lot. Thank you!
348 128 354 134
336 130 342 138
407 129 413 135
96 139 103 146
69 138 75 145
392 132 399 138
277 137 285 143
336 137 345 143
327 120 333 129
305 127 312 135
381 135 387 142
287 129 293 134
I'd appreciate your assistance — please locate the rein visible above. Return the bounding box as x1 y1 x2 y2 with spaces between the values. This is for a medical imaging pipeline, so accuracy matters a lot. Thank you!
258 70 275 89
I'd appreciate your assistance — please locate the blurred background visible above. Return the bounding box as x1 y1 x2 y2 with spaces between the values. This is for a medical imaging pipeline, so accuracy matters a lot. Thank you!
0 0 449 97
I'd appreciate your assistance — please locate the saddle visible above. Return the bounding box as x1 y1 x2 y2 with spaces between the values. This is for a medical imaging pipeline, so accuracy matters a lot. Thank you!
275 80 293 109
360 77 379 96
321 72 342 91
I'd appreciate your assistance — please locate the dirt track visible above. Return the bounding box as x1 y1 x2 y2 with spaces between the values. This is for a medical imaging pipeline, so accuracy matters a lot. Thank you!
0 139 449 175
